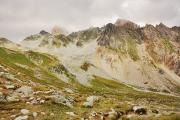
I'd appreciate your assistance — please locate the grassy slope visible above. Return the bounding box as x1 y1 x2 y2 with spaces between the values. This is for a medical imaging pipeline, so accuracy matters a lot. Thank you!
0 47 180 120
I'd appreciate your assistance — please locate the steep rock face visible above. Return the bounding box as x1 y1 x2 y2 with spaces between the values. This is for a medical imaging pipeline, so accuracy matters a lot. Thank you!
68 27 101 46
97 22 142 49
142 23 180 77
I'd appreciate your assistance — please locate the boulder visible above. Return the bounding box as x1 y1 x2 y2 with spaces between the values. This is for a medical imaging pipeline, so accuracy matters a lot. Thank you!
15 86 33 97
65 112 76 116
6 95 19 102
83 96 98 108
21 109 29 115
105 109 122 120
133 106 147 115
4 85 15 89
51 93 74 108
32 112 38 118
0 72 15 80
14 115 28 120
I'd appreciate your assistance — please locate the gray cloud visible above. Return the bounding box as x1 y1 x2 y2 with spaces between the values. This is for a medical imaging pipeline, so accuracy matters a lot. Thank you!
0 0 180 42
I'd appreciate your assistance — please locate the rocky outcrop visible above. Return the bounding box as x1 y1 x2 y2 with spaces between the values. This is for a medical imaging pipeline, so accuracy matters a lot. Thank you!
68 27 101 46
51 93 74 108
115 19 140 30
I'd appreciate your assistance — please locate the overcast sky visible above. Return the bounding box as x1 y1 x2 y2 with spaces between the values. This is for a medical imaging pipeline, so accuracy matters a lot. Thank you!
0 0 180 42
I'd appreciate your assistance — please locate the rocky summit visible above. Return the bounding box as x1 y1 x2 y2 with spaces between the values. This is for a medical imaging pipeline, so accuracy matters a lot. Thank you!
0 19 180 120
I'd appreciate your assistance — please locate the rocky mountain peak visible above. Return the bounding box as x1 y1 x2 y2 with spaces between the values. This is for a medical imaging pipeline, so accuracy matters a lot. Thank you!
51 25 62 35
103 23 117 35
39 30 49 35
156 22 168 28
114 18 139 29
0 37 12 44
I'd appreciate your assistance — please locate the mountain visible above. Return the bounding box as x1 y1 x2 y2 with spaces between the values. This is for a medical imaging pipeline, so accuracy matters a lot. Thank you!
0 19 180 120
0 37 21 50
21 19 180 92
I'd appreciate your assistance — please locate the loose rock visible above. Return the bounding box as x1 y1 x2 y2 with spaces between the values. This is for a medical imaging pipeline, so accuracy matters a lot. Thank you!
83 96 98 108
51 93 74 108
14 115 28 120
133 106 147 115
16 86 33 97
65 112 76 116
21 109 29 115
32 112 38 118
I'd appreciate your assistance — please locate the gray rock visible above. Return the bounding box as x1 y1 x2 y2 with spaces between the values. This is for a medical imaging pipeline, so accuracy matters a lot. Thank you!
65 112 76 116
106 109 121 120
83 96 98 108
50 113 54 116
32 112 38 118
133 106 147 115
4 85 15 89
41 112 46 115
51 93 74 108
40 99 45 104
15 86 33 97
10 115 16 118
14 115 28 120
6 95 19 102
0 72 15 80
20 109 29 115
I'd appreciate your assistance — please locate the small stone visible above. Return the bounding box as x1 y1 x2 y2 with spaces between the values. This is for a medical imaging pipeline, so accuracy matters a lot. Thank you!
6 95 19 102
26 102 31 104
29 97 34 101
31 99 38 105
32 112 38 118
152 109 159 114
41 112 45 115
4 85 15 89
65 112 76 116
14 115 28 120
50 113 54 116
107 109 120 120
90 111 97 117
64 88 74 93
20 109 29 115
37 97 41 101
133 106 147 115
40 99 45 104
10 115 16 118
